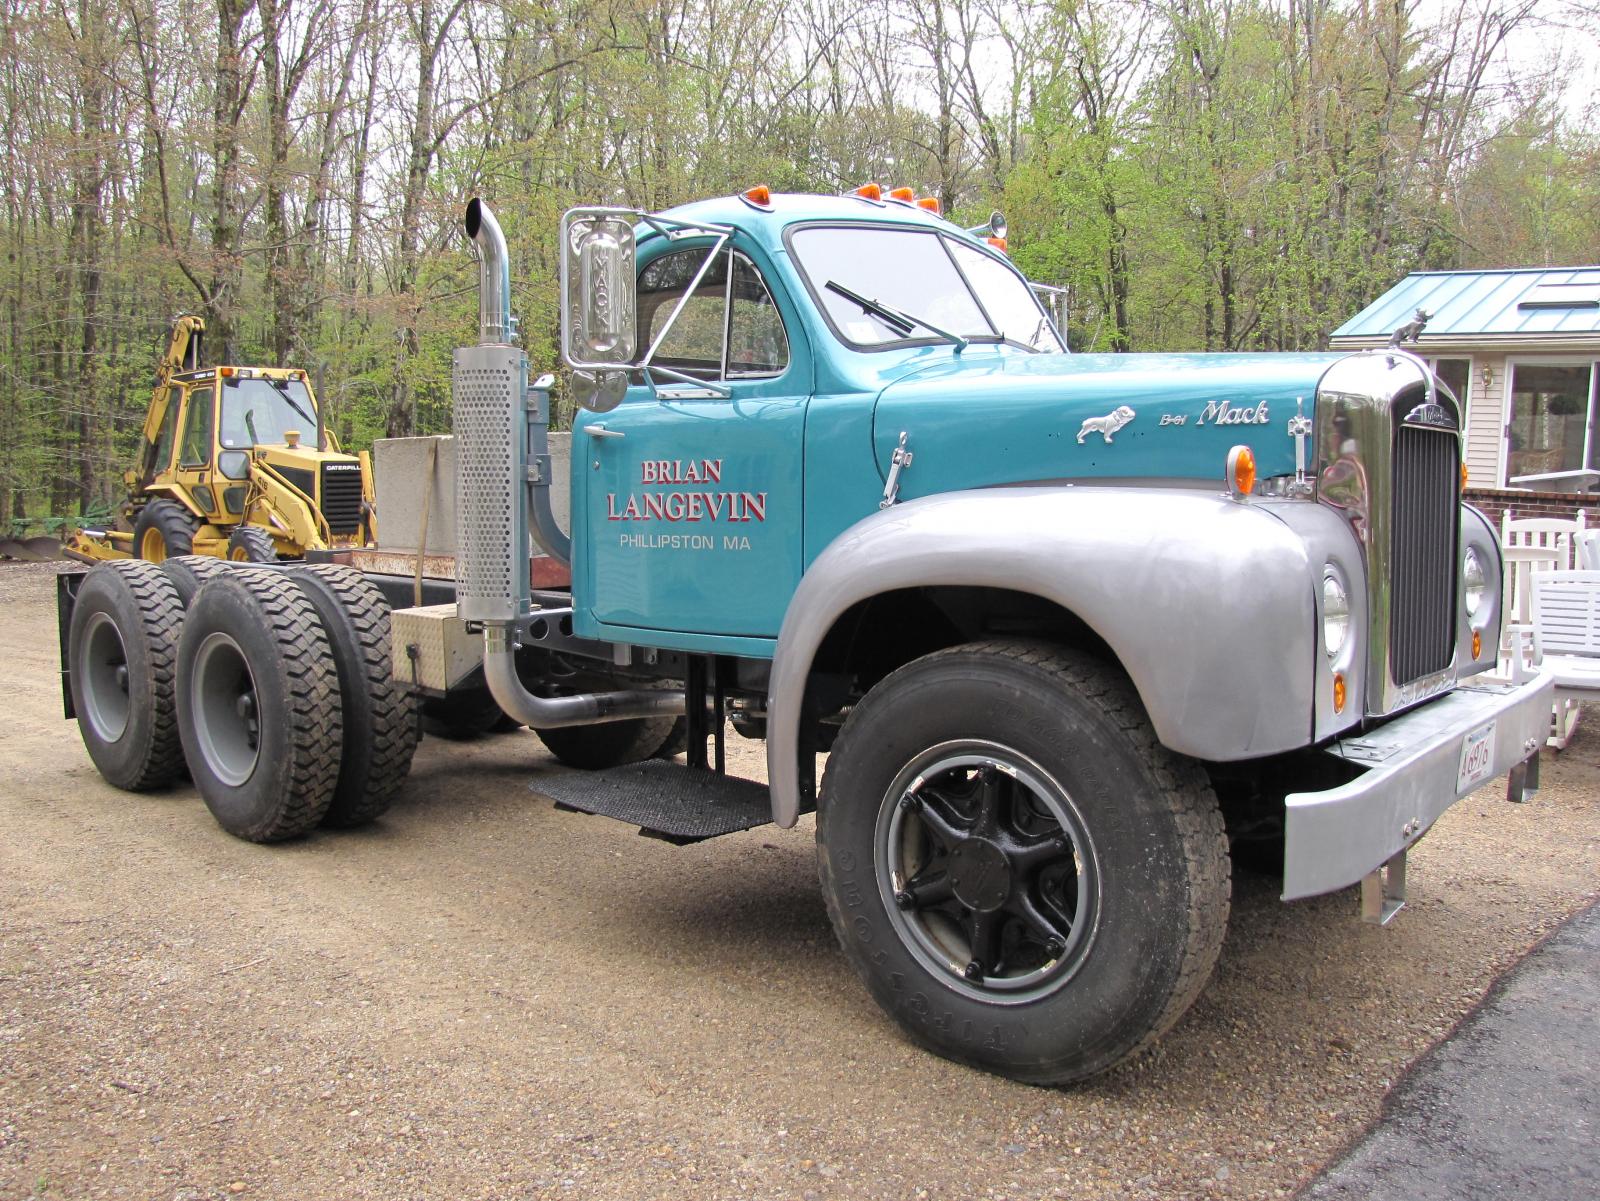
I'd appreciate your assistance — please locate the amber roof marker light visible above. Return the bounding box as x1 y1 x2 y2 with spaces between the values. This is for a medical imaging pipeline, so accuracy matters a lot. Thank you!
740 185 773 209
916 196 941 214
887 186 916 204
852 183 883 202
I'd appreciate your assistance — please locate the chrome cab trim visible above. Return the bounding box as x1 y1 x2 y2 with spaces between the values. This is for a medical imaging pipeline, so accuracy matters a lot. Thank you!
1314 353 1464 717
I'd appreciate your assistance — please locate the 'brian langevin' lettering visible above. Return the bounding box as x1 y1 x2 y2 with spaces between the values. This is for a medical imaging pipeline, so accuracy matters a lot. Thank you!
606 491 767 523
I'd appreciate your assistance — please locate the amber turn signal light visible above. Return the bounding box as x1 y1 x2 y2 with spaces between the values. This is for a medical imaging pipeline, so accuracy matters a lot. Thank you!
1472 629 1482 659
854 183 882 201
1461 462 1469 490
986 235 1008 253
1333 672 1347 713
1226 445 1256 499
887 186 916 203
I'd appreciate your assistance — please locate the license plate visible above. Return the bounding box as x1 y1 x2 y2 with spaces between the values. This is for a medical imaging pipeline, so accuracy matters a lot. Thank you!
1457 721 1498 792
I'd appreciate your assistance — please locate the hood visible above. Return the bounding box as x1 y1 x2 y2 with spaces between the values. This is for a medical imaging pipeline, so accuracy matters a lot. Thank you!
872 350 1342 498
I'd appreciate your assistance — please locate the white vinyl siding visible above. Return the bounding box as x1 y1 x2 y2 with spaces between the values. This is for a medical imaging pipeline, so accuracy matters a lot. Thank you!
1463 355 1506 488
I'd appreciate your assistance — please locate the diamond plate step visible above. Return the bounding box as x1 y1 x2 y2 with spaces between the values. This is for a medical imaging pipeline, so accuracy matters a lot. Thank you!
532 759 773 844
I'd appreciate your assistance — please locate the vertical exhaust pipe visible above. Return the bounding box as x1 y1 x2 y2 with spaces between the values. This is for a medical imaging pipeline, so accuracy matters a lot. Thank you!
456 198 680 729
464 198 515 346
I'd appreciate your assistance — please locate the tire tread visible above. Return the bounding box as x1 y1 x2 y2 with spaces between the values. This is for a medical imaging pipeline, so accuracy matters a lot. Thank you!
817 638 1231 1085
90 561 186 789
188 571 343 840
295 563 419 825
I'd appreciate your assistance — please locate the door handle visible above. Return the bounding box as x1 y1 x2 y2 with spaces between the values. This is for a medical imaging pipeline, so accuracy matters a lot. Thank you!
584 424 625 440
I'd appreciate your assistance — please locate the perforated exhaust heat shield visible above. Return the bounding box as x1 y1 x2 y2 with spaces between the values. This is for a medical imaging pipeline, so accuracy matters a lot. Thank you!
452 344 530 622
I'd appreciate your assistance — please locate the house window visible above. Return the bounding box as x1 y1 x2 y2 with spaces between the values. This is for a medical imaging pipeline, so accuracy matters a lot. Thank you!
1430 358 1471 408
1505 361 1600 492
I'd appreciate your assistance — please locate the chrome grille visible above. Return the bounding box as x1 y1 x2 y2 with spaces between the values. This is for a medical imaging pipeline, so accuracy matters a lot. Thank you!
1389 423 1457 683
319 462 364 535
452 345 526 622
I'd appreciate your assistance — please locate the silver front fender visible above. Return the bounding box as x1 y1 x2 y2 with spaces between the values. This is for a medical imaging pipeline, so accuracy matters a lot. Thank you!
766 485 1341 827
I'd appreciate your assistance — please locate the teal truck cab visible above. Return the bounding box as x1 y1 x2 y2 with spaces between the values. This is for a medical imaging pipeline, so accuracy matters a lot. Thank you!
451 190 1550 1083
57 186 1554 1086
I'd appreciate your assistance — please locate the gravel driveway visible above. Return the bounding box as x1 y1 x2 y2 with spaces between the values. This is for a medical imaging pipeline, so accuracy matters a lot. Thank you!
2 559 1596 1201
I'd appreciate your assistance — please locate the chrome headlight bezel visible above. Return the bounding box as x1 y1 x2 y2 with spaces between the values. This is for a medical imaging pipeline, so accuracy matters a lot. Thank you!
1322 567 1351 658
1462 547 1486 619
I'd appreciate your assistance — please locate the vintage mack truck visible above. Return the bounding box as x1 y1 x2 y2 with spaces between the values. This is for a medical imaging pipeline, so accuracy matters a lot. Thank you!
58 186 1553 1086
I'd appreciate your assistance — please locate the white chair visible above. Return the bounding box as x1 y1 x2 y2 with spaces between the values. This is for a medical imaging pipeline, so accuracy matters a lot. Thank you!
1578 529 1600 571
1500 511 1588 653
1507 569 1600 749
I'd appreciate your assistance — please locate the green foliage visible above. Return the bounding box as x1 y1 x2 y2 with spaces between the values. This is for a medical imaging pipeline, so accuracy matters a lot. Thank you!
0 0 1595 531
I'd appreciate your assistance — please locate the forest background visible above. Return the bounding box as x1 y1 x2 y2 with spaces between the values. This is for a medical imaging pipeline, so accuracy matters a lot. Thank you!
3 0 1597 531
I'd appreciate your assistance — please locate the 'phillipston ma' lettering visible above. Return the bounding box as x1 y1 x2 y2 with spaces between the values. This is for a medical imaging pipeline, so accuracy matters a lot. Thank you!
608 459 768 524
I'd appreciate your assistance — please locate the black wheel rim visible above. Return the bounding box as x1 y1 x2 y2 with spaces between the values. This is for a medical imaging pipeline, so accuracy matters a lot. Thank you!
81 611 132 743
191 631 261 786
874 740 1101 1003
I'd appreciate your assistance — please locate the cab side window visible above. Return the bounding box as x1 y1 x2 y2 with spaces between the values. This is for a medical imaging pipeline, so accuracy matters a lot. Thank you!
148 386 181 478
637 249 788 381
179 384 215 468
728 255 789 377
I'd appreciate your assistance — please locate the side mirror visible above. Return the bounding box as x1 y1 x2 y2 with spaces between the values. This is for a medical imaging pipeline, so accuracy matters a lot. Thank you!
561 209 637 411
570 369 628 414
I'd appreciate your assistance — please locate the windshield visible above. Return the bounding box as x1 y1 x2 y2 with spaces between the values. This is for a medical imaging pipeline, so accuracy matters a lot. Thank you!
219 377 318 449
790 225 1064 353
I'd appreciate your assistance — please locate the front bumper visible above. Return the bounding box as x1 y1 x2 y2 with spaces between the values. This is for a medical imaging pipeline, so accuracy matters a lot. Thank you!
1283 670 1554 901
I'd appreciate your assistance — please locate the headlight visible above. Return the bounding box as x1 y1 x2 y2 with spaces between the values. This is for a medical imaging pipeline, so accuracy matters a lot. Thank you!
1323 569 1350 657
1463 548 1486 618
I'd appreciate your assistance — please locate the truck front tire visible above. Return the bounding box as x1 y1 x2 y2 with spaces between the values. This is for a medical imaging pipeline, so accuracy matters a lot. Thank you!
816 640 1230 1085
176 571 344 842
66 561 186 791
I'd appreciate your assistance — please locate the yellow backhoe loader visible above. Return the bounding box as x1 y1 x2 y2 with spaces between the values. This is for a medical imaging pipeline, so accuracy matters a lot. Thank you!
65 316 377 564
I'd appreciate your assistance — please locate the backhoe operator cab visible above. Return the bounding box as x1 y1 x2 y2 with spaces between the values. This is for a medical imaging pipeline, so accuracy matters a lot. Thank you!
67 314 377 565
130 366 372 561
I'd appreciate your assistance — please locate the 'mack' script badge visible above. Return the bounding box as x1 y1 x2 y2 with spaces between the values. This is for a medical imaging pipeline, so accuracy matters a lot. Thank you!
1197 399 1269 426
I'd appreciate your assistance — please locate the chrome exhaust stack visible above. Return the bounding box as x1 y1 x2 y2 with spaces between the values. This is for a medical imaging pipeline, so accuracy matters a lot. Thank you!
464 198 516 346
454 198 681 728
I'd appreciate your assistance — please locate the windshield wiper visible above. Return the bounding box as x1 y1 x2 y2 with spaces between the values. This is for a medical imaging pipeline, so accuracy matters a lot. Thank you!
269 378 318 429
825 280 968 353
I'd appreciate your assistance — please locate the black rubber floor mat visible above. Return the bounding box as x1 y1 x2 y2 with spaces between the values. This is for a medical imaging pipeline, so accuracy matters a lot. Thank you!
532 759 773 844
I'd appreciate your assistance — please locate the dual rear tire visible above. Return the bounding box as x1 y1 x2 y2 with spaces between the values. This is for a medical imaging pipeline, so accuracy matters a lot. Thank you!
67 560 417 842
66 561 186 790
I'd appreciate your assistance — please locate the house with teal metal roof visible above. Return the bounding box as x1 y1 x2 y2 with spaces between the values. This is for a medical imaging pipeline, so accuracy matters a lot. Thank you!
1332 267 1600 521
